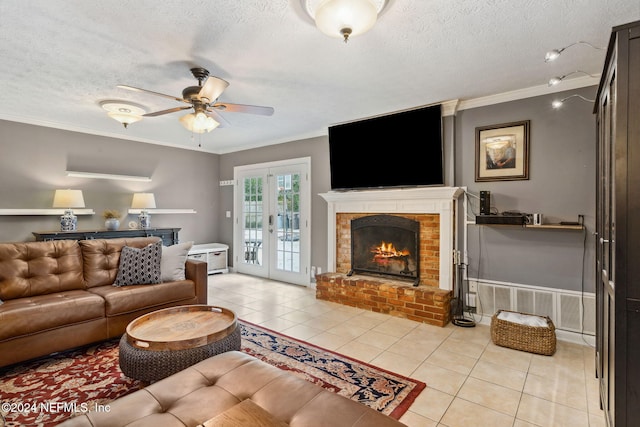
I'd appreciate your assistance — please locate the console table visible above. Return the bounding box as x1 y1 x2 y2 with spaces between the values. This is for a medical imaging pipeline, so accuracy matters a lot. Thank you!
32 228 181 246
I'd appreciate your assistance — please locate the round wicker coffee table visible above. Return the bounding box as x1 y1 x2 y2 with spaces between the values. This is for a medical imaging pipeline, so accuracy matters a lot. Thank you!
119 305 241 383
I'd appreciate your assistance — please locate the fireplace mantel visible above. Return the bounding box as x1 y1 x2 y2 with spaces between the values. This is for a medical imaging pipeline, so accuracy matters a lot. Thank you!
319 187 464 291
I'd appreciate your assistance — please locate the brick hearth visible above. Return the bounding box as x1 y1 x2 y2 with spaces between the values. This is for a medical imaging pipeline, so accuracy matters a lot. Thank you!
316 273 452 327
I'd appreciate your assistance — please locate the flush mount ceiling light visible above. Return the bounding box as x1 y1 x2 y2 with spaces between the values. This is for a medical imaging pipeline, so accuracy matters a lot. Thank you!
551 94 595 109
548 70 596 86
100 100 147 128
544 41 604 62
302 0 389 43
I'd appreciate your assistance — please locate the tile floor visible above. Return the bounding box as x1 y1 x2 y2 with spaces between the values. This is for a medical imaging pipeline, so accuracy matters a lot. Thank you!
208 273 605 427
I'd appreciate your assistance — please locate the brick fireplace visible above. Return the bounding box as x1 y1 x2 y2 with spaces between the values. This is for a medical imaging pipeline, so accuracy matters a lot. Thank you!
318 187 463 326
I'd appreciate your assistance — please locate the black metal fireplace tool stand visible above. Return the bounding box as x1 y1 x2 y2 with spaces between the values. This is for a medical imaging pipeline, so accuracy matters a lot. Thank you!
451 264 476 328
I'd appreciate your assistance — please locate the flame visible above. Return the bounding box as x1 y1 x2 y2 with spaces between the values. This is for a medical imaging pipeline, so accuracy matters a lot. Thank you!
372 241 410 259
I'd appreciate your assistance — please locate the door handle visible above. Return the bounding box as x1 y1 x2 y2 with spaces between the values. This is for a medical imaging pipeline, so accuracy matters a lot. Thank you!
269 215 273 226
600 238 609 244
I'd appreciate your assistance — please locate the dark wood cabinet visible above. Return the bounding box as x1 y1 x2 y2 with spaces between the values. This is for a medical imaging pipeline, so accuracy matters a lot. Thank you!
595 20 640 427
33 228 181 246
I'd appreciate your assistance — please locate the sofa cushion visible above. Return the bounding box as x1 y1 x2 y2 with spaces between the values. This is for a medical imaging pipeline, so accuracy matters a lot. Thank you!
161 241 193 282
88 281 196 316
80 237 161 288
0 240 84 300
114 241 162 287
0 290 105 341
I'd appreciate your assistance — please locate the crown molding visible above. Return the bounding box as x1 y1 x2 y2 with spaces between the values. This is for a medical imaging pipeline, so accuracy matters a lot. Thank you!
456 75 600 112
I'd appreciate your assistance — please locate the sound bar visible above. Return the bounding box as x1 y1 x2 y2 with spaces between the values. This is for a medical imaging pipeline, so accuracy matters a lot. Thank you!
475 214 525 225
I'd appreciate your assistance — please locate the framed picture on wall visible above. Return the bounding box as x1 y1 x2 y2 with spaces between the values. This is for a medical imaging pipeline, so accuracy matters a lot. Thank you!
475 120 530 182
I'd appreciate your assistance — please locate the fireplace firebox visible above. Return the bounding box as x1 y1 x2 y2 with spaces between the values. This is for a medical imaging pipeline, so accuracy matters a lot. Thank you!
347 215 420 286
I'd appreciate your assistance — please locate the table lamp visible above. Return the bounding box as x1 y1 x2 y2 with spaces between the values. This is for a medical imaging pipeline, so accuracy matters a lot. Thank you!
53 189 85 231
131 193 156 229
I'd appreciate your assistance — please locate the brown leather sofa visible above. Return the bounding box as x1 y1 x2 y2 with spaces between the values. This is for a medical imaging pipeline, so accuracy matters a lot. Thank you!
0 237 207 368
60 350 407 427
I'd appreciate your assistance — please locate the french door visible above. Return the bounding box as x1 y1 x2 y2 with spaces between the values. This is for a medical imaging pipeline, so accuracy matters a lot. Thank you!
233 158 311 286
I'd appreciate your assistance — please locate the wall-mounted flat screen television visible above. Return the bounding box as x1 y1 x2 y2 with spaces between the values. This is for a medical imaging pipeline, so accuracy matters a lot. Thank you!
328 104 443 190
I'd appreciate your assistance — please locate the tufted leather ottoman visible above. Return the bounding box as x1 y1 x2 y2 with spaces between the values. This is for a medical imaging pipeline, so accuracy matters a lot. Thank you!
60 351 407 427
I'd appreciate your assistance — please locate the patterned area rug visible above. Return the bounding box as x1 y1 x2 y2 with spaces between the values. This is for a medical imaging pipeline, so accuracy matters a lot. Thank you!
0 340 141 426
241 320 425 419
0 321 425 426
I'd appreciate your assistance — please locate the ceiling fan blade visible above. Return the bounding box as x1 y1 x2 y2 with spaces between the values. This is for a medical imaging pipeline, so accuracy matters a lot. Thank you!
198 76 229 104
205 109 230 128
144 106 192 117
212 103 274 116
117 85 188 103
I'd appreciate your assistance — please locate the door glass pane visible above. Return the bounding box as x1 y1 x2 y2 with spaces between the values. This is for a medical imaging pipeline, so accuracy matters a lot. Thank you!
275 172 300 273
243 176 263 265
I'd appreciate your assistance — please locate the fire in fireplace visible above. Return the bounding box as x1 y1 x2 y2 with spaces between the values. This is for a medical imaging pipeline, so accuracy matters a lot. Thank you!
348 214 420 286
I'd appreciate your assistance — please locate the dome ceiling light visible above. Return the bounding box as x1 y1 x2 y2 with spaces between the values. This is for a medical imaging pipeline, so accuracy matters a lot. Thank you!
100 100 147 128
302 0 389 43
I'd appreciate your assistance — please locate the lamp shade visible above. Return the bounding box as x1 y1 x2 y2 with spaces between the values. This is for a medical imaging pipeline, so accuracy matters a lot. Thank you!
314 0 378 41
179 112 220 134
53 189 85 208
131 193 156 209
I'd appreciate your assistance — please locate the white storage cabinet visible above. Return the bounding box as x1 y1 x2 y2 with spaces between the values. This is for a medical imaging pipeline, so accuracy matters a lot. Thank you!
188 243 229 274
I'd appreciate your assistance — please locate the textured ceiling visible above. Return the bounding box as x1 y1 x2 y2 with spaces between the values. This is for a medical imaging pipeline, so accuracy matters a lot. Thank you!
1 1 638 154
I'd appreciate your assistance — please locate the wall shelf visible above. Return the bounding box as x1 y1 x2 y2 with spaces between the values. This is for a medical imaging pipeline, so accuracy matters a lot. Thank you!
524 224 584 230
474 222 585 231
0 209 95 216
127 209 196 215
66 170 152 182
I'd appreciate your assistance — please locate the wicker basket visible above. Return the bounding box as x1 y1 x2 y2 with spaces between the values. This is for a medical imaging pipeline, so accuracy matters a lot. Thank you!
490 310 556 356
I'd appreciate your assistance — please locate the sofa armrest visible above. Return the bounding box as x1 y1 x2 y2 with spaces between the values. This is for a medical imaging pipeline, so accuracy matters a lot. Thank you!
185 259 207 304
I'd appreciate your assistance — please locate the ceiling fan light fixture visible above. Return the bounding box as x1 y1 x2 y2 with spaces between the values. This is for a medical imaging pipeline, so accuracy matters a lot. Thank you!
179 112 220 134
100 100 147 128
305 0 387 42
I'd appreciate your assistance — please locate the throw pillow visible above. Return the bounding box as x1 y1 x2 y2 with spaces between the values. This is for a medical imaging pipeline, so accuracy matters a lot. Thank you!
161 241 194 282
113 241 162 287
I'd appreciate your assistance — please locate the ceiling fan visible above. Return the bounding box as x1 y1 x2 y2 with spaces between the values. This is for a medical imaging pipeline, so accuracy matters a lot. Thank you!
117 67 274 133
